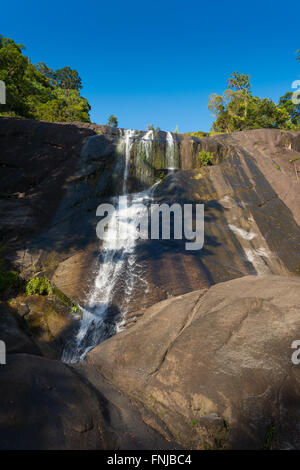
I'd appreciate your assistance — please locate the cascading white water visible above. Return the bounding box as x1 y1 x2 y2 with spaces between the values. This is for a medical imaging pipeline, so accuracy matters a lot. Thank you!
62 129 178 363
122 129 137 193
62 130 153 362
166 131 179 169
142 129 154 161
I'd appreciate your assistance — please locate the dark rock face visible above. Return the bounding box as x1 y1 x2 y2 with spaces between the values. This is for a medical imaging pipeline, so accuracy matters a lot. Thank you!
1 119 299 311
0 302 40 356
0 118 123 304
122 129 300 314
88 275 300 450
0 354 108 450
11 294 81 359
0 353 181 450
1 118 300 355
1 119 300 450
0 118 94 249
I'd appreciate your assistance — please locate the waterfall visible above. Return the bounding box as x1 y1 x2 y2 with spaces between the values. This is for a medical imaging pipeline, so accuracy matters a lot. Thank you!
122 129 136 194
142 129 154 161
62 128 180 363
62 130 153 363
166 131 179 169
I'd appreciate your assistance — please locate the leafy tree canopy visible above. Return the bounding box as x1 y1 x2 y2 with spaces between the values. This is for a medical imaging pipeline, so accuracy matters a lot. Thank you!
0 35 90 122
108 114 118 127
209 70 299 133
36 63 82 90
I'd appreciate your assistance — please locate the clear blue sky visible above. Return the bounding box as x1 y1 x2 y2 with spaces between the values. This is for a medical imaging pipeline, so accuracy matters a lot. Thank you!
2 0 300 132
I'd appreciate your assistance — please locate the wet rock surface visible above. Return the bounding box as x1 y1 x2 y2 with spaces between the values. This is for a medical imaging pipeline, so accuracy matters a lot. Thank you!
10 294 81 359
88 275 300 450
1 119 299 316
1 119 300 449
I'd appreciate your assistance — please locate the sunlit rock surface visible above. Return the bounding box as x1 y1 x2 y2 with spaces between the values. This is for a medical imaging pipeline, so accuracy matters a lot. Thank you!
88 274 300 450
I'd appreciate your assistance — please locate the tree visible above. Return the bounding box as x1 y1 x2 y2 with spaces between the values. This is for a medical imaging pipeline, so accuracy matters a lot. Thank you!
55 67 82 90
34 88 90 122
36 64 82 90
0 35 90 122
108 114 118 127
209 72 291 133
35 62 57 85
0 36 51 118
279 92 300 127
227 72 251 91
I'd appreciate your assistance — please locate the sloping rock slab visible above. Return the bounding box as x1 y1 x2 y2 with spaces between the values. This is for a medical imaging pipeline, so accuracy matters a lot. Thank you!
0 302 40 356
88 275 300 449
0 354 107 449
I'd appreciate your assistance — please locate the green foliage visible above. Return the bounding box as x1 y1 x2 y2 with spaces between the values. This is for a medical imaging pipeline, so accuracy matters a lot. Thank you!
0 269 22 292
279 92 300 128
26 277 53 296
34 88 90 122
108 114 118 127
0 35 90 122
197 150 214 166
147 124 160 137
263 425 276 450
227 71 251 91
36 63 82 90
209 70 298 133
0 245 24 292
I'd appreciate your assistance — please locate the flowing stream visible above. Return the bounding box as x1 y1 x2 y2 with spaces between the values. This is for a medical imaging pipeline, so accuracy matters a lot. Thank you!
62 130 178 363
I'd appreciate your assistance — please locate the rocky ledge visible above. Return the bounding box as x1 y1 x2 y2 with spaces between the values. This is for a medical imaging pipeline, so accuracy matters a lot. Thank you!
1 275 300 450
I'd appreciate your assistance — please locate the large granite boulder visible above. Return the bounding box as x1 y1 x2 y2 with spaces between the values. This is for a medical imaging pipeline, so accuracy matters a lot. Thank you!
0 353 181 450
88 275 300 450
0 302 40 356
0 354 108 450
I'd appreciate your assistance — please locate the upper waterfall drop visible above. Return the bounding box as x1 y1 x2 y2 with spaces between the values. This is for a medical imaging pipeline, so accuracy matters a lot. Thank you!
62 127 181 364
166 131 179 169
62 128 157 363
142 129 154 161
122 129 137 194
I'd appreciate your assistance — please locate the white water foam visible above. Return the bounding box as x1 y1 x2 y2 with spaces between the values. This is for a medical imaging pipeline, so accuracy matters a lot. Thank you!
228 224 257 241
244 248 271 275
62 129 180 363
166 131 179 168
62 130 160 362
142 129 154 161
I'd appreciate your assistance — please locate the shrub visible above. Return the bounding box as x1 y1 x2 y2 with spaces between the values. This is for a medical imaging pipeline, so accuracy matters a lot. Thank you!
0 269 23 292
26 277 53 296
108 115 118 127
0 246 25 292
197 150 214 166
